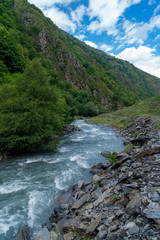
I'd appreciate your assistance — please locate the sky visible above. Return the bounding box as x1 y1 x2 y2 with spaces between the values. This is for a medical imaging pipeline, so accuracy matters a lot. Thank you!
28 0 160 78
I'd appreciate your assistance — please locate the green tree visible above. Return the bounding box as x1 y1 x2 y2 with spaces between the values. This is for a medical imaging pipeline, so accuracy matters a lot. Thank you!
0 59 67 152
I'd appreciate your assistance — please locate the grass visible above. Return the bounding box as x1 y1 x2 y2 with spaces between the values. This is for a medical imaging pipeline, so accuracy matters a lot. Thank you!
88 95 160 129
104 153 118 163
113 194 121 202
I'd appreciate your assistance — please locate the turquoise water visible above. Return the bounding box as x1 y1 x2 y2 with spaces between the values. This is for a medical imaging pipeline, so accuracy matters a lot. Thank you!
0 120 124 240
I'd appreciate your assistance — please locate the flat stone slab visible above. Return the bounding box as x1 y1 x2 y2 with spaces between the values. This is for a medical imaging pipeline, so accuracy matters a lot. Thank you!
93 188 111 207
63 218 87 232
143 202 160 219
71 193 90 209
86 216 102 234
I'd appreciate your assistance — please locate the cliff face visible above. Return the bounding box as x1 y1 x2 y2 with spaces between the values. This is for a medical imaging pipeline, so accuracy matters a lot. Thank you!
1 0 160 109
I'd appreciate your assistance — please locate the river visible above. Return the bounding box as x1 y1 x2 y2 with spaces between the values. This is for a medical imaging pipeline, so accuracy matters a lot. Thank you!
0 120 124 240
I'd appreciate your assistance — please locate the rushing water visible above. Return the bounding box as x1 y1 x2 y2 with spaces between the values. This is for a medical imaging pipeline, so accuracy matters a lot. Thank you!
0 120 124 240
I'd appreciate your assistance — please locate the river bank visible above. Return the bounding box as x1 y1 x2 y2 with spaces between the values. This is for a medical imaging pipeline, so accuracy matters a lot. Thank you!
19 116 160 240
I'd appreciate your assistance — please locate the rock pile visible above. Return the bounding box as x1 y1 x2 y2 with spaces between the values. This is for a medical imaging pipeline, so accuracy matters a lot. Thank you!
17 117 160 240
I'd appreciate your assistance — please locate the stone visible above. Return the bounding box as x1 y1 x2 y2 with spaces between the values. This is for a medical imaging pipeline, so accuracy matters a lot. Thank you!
93 188 111 207
63 218 87 232
124 222 139 234
55 218 66 235
71 194 90 209
78 180 84 189
126 193 142 214
92 188 103 200
63 233 74 240
15 226 32 240
96 231 107 240
57 191 74 209
35 227 58 240
86 216 101 234
143 202 160 219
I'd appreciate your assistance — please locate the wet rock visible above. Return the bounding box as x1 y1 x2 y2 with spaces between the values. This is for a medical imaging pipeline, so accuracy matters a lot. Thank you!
16 226 32 240
55 218 66 235
35 227 58 240
78 180 84 189
71 193 90 209
57 191 74 210
86 216 101 234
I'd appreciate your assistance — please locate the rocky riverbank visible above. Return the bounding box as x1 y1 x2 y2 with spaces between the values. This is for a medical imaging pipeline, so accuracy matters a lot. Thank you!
16 116 160 240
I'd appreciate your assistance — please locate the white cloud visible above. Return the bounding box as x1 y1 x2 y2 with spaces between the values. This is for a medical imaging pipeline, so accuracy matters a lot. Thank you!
116 46 160 78
84 40 98 48
44 7 76 33
75 34 86 40
87 0 141 34
100 44 113 52
28 0 74 8
154 5 160 15
122 14 160 45
71 5 86 25
148 0 156 5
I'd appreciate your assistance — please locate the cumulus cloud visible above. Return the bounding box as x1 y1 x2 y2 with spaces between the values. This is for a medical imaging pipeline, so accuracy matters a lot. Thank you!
148 0 156 5
87 0 141 34
44 7 76 33
116 46 160 78
75 34 86 40
100 44 113 52
28 0 74 8
71 5 86 25
122 14 160 45
84 40 98 48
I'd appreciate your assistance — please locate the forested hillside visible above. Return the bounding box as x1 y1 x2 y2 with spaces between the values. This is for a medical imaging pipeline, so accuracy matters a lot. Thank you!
0 0 160 153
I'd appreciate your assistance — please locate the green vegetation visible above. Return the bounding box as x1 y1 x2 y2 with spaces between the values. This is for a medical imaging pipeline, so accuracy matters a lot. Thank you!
133 132 139 138
89 95 160 129
0 0 160 153
104 153 118 163
93 181 100 189
123 144 136 153
113 194 121 201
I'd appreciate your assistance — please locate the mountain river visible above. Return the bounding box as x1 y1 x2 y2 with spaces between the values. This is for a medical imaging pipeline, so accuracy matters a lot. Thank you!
0 120 124 240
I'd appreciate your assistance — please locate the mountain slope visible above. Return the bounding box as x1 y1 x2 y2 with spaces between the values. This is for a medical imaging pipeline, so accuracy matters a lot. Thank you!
1 0 160 109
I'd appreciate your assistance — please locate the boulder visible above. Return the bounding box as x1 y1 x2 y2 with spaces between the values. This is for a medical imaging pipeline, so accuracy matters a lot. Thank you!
35 227 58 240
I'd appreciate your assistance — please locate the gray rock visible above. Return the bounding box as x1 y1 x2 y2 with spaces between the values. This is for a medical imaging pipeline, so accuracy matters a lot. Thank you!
63 218 87 232
143 202 160 219
96 231 107 240
126 193 142 214
71 193 90 209
93 188 111 207
124 222 139 234
15 226 32 240
86 216 101 234
78 180 84 189
55 218 66 235
35 227 58 240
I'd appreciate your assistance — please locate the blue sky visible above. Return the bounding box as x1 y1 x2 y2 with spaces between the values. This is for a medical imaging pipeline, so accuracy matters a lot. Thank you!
28 0 160 78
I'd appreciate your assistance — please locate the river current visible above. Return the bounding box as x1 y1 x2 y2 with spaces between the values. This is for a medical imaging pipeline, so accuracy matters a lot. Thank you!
0 120 124 240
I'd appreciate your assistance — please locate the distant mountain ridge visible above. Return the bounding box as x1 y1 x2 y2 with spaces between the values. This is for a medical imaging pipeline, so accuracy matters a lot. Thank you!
1 0 160 109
